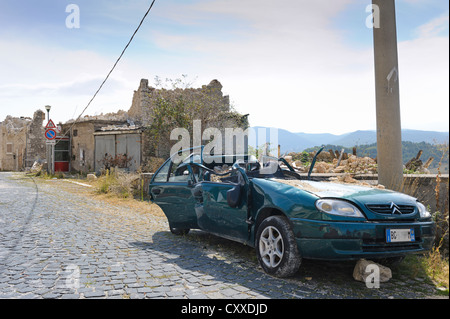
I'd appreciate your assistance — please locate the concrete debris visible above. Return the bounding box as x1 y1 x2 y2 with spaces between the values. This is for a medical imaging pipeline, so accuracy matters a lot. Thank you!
353 259 392 284
100 124 139 131
2 116 30 134
87 174 97 181
275 175 385 191
65 110 128 124
272 179 322 193
405 150 434 174
30 161 43 174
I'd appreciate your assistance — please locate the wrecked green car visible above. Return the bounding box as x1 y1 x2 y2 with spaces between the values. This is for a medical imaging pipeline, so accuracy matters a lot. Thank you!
149 147 436 277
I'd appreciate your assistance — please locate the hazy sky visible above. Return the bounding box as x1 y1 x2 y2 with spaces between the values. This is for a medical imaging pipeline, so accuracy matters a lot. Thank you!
0 0 448 134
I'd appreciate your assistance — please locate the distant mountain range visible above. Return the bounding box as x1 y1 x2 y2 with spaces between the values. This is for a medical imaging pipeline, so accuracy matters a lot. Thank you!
250 127 449 153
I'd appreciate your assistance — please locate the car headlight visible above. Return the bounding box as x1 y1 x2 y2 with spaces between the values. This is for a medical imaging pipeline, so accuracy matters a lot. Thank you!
417 202 431 219
316 199 365 218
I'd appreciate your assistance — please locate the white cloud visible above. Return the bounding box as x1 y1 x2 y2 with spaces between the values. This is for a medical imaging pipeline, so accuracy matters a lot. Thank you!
153 0 448 134
1 41 94 82
398 36 449 131
415 13 449 38
150 0 377 134
1 0 448 135
0 37 139 122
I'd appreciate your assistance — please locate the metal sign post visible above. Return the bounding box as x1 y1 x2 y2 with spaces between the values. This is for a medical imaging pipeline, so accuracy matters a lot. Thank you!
46 140 55 175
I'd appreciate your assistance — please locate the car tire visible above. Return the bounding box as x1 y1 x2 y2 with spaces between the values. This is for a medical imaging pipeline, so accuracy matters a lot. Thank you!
169 225 190 236
255 215 301 277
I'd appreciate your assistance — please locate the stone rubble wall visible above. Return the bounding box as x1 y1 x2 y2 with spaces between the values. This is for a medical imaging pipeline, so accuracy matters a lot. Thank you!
0 110 46 171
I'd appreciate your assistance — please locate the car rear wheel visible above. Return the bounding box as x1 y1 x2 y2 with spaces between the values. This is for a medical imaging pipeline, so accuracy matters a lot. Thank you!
169 225 190 236
256 216 301 277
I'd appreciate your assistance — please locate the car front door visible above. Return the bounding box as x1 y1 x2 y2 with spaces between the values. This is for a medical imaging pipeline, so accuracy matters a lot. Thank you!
149 158 198 230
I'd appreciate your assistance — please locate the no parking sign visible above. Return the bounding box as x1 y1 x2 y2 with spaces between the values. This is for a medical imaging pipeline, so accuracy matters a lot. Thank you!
45 128 56 140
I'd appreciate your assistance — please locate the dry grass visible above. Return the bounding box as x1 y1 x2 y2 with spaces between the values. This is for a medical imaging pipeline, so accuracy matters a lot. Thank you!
65 171 165 218
93 168 139 198
400 160 449 292
425 248 449 290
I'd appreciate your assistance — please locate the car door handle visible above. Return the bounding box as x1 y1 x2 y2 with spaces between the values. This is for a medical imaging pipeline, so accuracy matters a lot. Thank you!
152 188 162 195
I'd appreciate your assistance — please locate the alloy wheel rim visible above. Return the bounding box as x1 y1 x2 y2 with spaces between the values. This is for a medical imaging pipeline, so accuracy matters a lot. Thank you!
259 226 284 268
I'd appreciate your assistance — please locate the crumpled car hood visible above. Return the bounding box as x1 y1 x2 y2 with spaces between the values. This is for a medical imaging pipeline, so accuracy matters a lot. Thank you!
272 179 385 197
291 180 385 198
271 179 417 205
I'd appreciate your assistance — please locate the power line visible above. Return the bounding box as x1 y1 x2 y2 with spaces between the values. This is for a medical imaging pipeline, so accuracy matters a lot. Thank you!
59 0 157 141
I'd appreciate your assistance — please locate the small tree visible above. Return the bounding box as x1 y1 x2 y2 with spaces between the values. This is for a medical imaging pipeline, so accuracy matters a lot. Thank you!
144 76 248 158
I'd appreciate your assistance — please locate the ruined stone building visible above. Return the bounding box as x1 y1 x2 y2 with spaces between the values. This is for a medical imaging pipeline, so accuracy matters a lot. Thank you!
0 110 46 171
128 79 232 126
128 78 249 159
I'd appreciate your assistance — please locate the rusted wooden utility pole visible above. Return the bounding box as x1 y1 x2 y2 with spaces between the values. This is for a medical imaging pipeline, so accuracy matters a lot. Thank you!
372 0 403 190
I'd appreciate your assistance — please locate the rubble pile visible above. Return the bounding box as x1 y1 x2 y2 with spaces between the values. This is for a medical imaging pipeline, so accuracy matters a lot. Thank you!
286 148 435 176
30 161 43 174
65 110 129 123
1 115 30 134
404 150 434 174
289 155 378 175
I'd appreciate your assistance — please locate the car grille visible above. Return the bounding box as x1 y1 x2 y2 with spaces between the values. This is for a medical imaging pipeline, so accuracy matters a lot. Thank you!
366 204 416 215
362 238 422 252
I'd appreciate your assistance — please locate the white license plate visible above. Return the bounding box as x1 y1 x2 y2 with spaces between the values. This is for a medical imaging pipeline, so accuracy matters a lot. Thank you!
386 228 415 243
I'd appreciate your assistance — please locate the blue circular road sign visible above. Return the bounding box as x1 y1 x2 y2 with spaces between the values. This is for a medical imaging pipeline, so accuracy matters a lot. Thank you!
45 129 56 140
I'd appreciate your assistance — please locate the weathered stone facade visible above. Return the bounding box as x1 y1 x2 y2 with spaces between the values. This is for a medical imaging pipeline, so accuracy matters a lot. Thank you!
27 110 47 167
0 110 46 171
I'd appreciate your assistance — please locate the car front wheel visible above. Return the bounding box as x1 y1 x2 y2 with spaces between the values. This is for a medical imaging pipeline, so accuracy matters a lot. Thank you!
256 216 301 277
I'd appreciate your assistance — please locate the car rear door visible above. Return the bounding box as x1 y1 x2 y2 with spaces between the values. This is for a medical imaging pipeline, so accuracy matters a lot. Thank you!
195 168 250 244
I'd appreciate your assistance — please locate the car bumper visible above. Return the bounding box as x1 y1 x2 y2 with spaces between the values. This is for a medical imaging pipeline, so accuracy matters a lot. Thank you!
290 218 436 260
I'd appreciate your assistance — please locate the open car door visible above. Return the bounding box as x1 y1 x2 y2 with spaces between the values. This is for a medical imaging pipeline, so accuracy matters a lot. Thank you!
194 164 250 244
149 157 198 232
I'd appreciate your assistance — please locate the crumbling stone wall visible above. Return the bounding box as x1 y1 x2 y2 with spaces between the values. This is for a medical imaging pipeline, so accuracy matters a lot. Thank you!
26 110 46 167
0 116 27 171
0 110 45 171
128 79 155 124
128 78 231 127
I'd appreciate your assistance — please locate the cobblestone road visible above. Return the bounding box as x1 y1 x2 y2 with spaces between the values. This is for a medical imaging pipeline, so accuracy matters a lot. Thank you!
0 172 446 299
